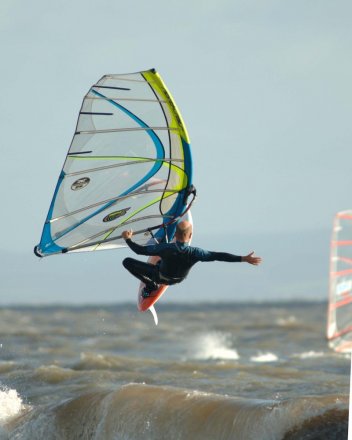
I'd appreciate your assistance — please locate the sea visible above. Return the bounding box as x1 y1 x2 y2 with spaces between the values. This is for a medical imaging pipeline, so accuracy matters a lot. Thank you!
0 301 349 440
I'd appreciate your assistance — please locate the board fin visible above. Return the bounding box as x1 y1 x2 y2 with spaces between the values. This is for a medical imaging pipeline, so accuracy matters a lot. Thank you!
149 306 158 326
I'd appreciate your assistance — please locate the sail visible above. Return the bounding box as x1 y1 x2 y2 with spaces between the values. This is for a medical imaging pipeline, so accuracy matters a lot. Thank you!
35 69 194 257
327 210 352 352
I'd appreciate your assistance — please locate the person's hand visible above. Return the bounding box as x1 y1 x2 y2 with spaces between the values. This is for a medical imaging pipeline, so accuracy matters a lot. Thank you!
122 230 133 240
243 251 262 266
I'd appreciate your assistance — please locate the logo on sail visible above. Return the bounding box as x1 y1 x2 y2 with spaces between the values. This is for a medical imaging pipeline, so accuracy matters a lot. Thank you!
71 177 90 191
103 207 131 223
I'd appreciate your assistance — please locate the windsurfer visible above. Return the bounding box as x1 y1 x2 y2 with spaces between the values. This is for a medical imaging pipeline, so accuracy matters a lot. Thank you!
122 220 262 297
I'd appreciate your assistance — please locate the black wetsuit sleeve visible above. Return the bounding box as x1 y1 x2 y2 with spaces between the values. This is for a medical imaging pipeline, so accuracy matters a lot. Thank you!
206 251 242 262
193 247 242 262
125 239 161 256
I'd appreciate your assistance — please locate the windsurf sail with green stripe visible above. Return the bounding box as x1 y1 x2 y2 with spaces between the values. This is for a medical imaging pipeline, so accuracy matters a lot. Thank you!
34 69 195 257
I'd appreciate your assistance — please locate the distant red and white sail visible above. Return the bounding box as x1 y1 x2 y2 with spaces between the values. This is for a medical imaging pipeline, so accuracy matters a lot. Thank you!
327 210 352 353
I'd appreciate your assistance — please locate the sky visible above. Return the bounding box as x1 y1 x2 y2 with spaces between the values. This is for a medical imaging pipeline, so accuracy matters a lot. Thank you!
1 0 351 305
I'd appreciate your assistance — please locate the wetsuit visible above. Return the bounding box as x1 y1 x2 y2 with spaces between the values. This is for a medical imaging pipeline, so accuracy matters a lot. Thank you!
123 239 242 291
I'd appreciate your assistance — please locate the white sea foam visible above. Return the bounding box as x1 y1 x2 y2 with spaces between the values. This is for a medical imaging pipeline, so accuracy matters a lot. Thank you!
293 351 325 359
191 332 239 360
0 388 25 424
276 316 297 326
250 352 278 363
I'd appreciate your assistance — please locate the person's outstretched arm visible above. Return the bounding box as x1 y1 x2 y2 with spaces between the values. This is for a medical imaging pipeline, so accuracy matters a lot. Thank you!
196 248 262 265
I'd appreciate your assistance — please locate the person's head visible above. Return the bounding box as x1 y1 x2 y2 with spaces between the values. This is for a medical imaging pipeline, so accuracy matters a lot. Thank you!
175 220 193 243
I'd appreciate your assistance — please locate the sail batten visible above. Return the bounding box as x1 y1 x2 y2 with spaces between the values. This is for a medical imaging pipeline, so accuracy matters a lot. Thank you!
76 127 179 135
85 97 166 103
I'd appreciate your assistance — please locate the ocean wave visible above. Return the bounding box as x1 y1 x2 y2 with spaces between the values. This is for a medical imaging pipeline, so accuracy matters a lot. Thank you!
4 383 347 440
292 351 326 360
0 363 17 374
276 316 298 327
250 352 279 363
34 365 79 384
187 332 239 361
72 352 159 372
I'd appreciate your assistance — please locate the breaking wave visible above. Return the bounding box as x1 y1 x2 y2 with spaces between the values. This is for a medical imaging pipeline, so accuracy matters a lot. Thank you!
3 383 347 440
188 332 239 361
